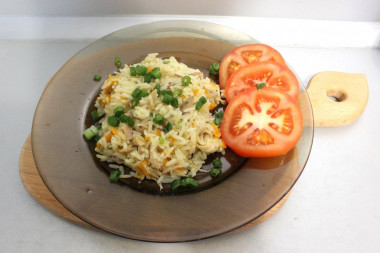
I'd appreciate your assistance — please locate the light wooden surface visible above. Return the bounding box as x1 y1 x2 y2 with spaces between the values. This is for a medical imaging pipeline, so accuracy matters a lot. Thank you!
19 71 368 237
19 136 98 231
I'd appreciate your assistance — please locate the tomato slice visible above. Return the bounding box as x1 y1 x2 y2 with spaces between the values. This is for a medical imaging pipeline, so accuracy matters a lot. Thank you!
224 62 299 102
220 88 303 158
219 44 286 88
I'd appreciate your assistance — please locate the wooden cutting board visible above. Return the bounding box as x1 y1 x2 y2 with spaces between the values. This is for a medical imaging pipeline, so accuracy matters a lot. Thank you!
19 71 368 235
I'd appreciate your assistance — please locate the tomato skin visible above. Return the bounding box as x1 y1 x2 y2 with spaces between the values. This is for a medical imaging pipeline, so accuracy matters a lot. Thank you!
224 62 299 102
220 88 303 158
219 44 286 89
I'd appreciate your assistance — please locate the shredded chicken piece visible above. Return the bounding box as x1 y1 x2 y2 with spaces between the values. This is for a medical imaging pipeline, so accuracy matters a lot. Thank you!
149 89 158 109
190 71 204 79
132 134 146 146
197 132 220 153
149 145 162 169
122 125 133 140
180 97 194 112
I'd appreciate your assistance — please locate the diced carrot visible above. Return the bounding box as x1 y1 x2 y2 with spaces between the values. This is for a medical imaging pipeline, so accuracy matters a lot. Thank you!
193 89 199 96
136 171 144 179
137 159 149 168
176 167 185 171
96 142 101 149
105 131 113 142
110 127 118 135
156 129 161 136
104 80 118 95
136 159 149 177
192 123 195 128
147 65 152 73
164 158 171 166
141 167 149 177
210 123 221 138
169 136 175 143
209 103 216 111
104 83 113 95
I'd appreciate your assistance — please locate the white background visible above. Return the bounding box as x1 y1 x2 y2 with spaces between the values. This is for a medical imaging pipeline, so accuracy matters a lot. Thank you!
1 2 380 253
1 0 379 22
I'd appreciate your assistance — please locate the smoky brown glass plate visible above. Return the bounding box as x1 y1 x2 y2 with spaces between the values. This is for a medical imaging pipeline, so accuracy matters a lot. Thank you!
31 20 314 242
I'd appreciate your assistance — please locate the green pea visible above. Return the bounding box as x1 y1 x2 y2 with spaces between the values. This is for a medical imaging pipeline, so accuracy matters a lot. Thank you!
213 158 222 168
171 180 181 190
153 114 164 125
162 93 173 104
161 90 173 97
114 57 122 68
214 117 222 125
151 67 162 79
210 168 221 178
170 97 178 108
195 96 207 110
93 134 101 142
144 73 152 83
113 106 124 117
109 170 121 183
93 74 101 81
163 122 172 133
107 115 120 127
153 83 161 96
130 67 137 76
135 65 148 76
132 88 141 98
173 89 182 97
119 114 134 127
140 89 149 97
90 110 100 122
187 178 199 188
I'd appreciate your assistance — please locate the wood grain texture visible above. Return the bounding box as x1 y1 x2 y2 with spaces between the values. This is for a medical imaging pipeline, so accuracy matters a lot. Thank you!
19 135 289 235
307 71 368 127
19 135 98 231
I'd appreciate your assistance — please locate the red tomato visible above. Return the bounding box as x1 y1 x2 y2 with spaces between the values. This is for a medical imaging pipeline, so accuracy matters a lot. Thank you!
219 44 286 88
224 62 299 102
220 88 303 158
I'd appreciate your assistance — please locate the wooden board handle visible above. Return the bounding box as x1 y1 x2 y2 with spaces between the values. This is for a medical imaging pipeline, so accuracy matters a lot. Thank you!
306 71 368 127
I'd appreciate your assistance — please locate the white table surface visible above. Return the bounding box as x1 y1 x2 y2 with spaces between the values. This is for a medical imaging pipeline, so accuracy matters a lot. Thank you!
1 16 379 253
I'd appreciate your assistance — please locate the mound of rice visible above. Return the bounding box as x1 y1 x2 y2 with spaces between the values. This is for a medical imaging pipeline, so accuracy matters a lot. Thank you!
93 53 225 189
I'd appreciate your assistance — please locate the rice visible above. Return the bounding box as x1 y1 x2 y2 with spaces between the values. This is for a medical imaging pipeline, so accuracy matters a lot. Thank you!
93 53 225 189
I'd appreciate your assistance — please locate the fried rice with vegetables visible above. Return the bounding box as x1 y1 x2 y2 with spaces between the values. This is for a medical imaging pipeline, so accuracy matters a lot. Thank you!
89 53 225 189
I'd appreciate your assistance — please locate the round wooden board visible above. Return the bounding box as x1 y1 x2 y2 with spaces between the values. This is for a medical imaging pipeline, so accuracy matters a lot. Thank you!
19 135 290 237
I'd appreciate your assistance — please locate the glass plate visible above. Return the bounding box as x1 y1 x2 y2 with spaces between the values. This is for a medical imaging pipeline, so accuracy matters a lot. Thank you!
32 20 314 242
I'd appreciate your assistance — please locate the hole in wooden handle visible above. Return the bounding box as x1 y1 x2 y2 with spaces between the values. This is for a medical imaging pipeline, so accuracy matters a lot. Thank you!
327 90 347 102
307 71 368 127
